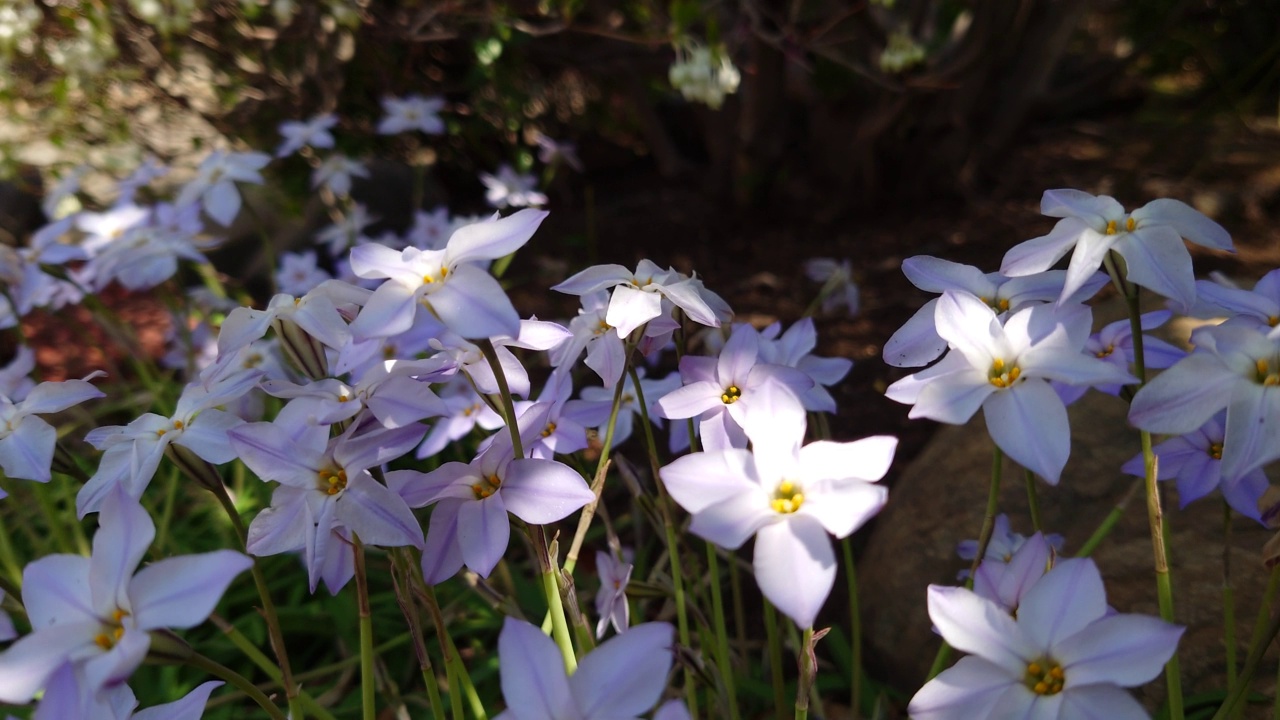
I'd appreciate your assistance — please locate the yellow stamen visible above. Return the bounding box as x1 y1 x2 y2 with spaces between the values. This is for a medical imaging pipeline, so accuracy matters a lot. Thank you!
771 480 804 514
541 422 557 438
1126 216 1136 232
422 274 435 284
1105 220 1118 235
1209 442 1223 460
1095 344 1115 358
317 468 348 496
1024 659 1065 696
172 420 184 430
721 385 742 404
989 359 1021 388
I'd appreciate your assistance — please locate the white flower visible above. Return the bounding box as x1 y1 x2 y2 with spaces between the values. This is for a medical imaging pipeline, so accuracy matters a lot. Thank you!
377 94 446 135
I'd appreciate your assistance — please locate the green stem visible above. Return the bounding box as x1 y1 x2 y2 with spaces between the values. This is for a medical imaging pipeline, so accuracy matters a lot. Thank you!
0 510 22 587
208 615 339 720
764 599 787 720
928 444 1003 680
155 465 181 552
1224 501 1237 689
1024 469 1042 533
1076 476 1143 557
1212 573 1280 720
30 482 74 554
187 651 288 720
210 480 302 719
628 365 698 719
795 626 815 720
541 566 579 673
842 537 863 720
706 543 740 719
1112 262 1182 720
354 537 376 720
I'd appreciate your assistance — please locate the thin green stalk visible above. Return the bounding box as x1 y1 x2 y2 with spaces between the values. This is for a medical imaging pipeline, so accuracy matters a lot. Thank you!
842 537 863 720
1212 578 1280 720
30 482 74 554
764 599 787 720
796 626 815 720
187 651 288 720
1223 564 1280 720
729 553 747 667
389 548 445 720
706 542 740 719
155 464 181 552
928 444 1004 680
1111 260 1182 720
1024 469 1042 533
0 510 22 586
354 537 376 720
208 615 339 720
1076 476 1143 557
209 480 302 719
457 657 489 720
628 365 698 719
420 578 472 720
1224 501 1237 689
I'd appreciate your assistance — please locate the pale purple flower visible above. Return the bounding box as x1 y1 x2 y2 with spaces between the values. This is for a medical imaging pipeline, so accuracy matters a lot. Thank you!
77 368 262 516
1122 410 1268 521
534 132 583 172
259 357 448 429
86 202 209 292
884 255 1108 368
552 259 725 338
316 204 377 259
276 250 332 296
909 558 1183 720
76 203 150 256
660 420 896 628
804 257 860 316
594 549 632 638
415 376 505 460
0 345 35 401
175 150 271 227
0 374 103 483
216 279 369 363
654 323 812 451
377 94 445 135
757 318 852 413
276 113 337 157
34 662 220 720
388 425 594 584
885 292 1136 484
117 156 168 204
1001 189 1233 311
573 369 679 449
230 412 425 592
405 207 452 250
550 290 628 386
1130 322 1280 484
429 318 570 398
1194 269 1280 333
348 209 548 341
481 164 548 208
971 531 1054 614
495 617 672 720
311 154 369 197
0 487 251 703
1053 311 1185 405
957 514 1063 569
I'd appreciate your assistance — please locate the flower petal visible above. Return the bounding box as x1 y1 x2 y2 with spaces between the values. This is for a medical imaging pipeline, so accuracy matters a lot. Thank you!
501 459 594 525
983 382 1070 484
130 551 253 630
458 495 511 578
1054 613 1183 687
497 617 578 720
927 585 1032 674
753 515 835 628
570 622 673 717
907 656 1020 720
428 264 521 340
1016 558 1107 651
91 487 156 615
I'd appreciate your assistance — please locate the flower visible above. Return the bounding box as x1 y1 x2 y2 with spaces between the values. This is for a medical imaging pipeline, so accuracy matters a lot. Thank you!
389 425 594 584
0 589 14 642
377 94 445 135
481 164 548 208
230 412 426 593
669 42 740 109
971 531 1054 614
660 420 896 628
33 663 221 720
0 373 104 483
175 150 271 227
1194 268 1280 333
348 209 548 341
908 558 1183 720
1122 410 1268 521
1130 322 1280 484
1052 311 1184 405
884 291 1136 483
275 250 333 296
494 617 673 720
803 257 860 316
552 259 725 338
1000 189 1233 311
276 113 337 157
311 154 369 197
534 132 583 172
0 487 251 703
883 255 1107 368
594 550 632 639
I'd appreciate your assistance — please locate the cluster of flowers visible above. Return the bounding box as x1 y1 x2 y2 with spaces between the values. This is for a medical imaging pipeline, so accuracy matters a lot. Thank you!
0 90 871 715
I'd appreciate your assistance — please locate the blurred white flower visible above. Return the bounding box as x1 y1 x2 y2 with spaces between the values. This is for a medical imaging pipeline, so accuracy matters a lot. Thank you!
481 164 547 208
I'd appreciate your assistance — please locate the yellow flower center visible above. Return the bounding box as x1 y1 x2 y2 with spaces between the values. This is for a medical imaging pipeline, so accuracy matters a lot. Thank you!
541 422 558 438
770 480 804 514
1024 660 1065 695
1256 358 1280 386
1104 217 1136 235
721 385 742 404
988 358 1021 388
94 608 130 650
980 296 1010 312
317 467 348 496
1095 344 1115 358
1209 442 1223 460
471 474 502 500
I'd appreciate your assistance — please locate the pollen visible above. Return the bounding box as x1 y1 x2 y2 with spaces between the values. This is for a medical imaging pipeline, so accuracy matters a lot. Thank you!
771 480 804 514
979 297 1010 312
317 468 348 496
1127 216 1136 232
1105 220 1118 235
1095 344 1115 358
471 474 503 500
173 420 184 431
988 358 1021 388
1024 659 1065 696
1256 358 1280 386
1209 442 1223 460
541 422 558 438
721 385 743 404
422 274 435 284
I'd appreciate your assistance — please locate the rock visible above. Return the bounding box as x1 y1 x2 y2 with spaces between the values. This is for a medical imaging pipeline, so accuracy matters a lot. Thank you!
860 386 1278 714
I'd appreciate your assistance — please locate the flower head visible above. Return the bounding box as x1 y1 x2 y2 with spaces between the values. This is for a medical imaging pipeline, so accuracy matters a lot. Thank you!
377 94 445 135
